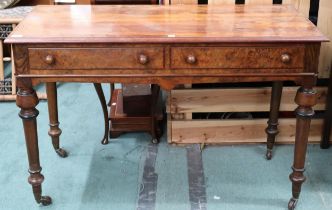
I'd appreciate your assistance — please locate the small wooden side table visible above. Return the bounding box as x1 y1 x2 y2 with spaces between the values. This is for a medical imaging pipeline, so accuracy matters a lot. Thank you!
110 84 163 142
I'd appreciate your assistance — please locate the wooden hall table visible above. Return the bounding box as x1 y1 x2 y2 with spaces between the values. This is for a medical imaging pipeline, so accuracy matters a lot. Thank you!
5 5 327 209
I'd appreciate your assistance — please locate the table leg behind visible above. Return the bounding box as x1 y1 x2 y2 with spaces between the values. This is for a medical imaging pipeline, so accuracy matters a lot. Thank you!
150 84 160 144
94 83 110 145
107 83 115 106
265 81 283 160
46 82 68 158
17 82 52 206
321 71 332 149
288 86 317 210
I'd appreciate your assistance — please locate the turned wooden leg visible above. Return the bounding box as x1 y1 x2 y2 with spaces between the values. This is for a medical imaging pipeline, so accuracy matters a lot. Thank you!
288 87 317 210
265 81 283 160
150 84 160 144
94 83 110 145
17 82 52 205
321 72 332 149
46 82 67 158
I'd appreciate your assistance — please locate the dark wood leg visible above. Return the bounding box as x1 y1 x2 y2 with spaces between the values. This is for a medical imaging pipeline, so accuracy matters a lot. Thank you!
17 81 52 205
107 83 115 106
46 82 68 158
150 84 160 144
321 72 332 149
94 83 110 145
288 86 317 210
156 119 163 139
265 81 283 160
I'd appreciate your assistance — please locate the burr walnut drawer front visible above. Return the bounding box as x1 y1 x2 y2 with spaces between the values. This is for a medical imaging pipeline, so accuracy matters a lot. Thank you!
170 46 305 69
28 47 165 70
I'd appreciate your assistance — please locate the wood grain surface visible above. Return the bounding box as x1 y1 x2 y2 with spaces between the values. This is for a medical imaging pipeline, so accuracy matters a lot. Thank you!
170 118 326 144
28 47 165 69
170 46 304 69
168 87 327 113
5 5 328 44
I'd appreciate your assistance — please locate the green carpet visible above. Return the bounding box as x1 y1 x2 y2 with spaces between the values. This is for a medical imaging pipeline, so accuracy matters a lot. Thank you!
0 82 332 210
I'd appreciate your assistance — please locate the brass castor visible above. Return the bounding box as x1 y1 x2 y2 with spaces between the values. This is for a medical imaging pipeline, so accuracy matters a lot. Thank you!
266 150 273 160
101 137 109 145
40 196 52 206
288 198 298 210
55 148 68 158
151 138 159 144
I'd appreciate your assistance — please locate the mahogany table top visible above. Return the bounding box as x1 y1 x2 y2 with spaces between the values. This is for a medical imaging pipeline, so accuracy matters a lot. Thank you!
5 5 328 44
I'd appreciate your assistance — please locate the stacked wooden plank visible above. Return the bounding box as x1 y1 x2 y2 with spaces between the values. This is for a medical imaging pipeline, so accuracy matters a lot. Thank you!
167 0 332 144
167 87 327 144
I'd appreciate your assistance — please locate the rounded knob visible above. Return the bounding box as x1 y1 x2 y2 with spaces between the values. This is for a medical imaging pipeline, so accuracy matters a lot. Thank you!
45 55 54 65
186 55 197 64
139 54 149 65
281 54 290 63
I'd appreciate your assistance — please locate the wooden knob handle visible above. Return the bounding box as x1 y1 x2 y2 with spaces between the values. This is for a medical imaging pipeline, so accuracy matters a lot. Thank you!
186 55 196 64
139 54 149 65
281 54 290 63
45 55 54 65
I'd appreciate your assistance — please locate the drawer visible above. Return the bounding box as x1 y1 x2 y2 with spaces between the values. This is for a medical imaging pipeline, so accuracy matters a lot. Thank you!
28 47 165 70
170 46 304 69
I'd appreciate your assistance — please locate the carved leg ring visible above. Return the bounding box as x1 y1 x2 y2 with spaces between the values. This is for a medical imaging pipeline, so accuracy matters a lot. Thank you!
49 123 67 158
288 87 316 210
265 81 283 160
17 86 52 205
46 82 67 158
30 170 52 205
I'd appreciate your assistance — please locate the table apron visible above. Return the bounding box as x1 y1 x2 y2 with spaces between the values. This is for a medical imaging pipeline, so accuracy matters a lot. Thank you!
18 73 315 90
